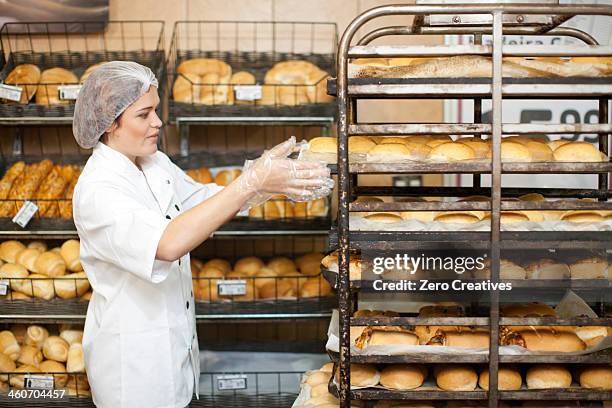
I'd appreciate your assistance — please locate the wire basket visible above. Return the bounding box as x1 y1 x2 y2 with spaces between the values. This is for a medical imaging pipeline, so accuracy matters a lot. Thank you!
0 21 165 119
167 21 337 121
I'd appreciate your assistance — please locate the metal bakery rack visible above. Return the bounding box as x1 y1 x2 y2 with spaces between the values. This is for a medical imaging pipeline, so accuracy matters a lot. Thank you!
326 1 612 408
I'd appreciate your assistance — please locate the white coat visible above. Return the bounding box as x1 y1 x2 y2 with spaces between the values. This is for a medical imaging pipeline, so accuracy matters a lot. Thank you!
73 142 223 408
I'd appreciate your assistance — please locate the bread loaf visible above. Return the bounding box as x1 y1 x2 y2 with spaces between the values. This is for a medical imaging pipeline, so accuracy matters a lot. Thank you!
579 365 612 389
380 365 426 390
554 141 604 162
36 68 78 105
35 166 68 218
479 366 522 390
334 363 380 388
434 365 478 391
4 64 41 104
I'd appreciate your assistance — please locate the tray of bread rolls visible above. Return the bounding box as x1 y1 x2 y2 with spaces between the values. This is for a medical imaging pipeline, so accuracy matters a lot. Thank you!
191 253 336 316
167 21 337 121
0 323 91 402
0 22 165 120
319 250 612 291
326 55 612 98
325 298 612 363
326 361 612 403
302 136 612 175
0 239 91 317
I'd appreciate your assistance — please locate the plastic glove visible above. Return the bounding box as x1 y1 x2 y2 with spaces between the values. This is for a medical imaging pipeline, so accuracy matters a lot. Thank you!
237 137 334 211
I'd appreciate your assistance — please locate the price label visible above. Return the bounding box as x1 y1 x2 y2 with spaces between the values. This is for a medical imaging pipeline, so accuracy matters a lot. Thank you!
58 85 82 100
12 201 38 228
234 85 262 101
0 83 23 102
217 374 247 391
24 375 54 390
0 280 8 296
217 280 246 296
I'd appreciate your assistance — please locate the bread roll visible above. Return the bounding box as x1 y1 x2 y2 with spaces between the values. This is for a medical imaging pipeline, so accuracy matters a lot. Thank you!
0 241 26 263
525 259 570 279
25 325 49 350
364 212 403 223
434 365 478 391
334 363 380 388
306 370 331 386
60 240 82 272
501 302 556 317
80 291 92 301
355 328 419 348
267 257 296 275
434 212 480 224
0 331 20 360
299 277 332 298
479 366 522 390
10 324 27 344
0 351 16 381
54 272 90 299
4 64 41 103
202 258 231 274
214 169 241 186
234 256 264 276
310 382 330 397
579 365 611 389
524 141 554 162
429 142 476 161
561 210 604 223
0 263 29 294
554 141 603 162
526 365 571 389
15 248 40 273
228 71 256 105
42 336 69 362
309 137 337 154
501 141 532 162
258 279 295 299
9 291 31 301
39 359 68 388
17 345 43 367
186 167 213 184
570 257 608 279
295 253 324 275
36 67 78 105
319 362 334 373
66 343 85 373
9 364 41 389
35 251 66 277
574 326 610 348
16 273 54 300
473 258 526 280
60 330 83 346
380 365 426 390
427 329 490 349
482 211 530 224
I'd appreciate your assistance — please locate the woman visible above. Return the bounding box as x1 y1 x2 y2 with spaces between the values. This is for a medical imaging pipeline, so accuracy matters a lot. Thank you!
71 61 332 408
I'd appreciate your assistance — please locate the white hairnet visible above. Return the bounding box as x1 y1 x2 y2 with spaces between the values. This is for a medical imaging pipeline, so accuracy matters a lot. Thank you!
73 61 158 149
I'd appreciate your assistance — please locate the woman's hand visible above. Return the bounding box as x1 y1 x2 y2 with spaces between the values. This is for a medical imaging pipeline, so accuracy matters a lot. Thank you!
237 137 334 202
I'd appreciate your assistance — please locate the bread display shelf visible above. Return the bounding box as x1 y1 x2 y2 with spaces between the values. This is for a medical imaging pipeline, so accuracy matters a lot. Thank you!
329 231 612 249
327 347 612 365
194 297 336 317
327 76 612 99
0 21 166 121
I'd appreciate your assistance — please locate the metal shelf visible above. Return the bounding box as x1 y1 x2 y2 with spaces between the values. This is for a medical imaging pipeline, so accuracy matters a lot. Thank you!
329 231 612 249
327 77 612 99
328 383 487 401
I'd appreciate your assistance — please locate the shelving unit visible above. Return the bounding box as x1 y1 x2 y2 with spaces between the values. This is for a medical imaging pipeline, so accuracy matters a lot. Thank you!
330 2 612 408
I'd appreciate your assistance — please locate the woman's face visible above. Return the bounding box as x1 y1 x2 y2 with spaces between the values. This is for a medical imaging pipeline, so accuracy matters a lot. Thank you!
107 86 162 160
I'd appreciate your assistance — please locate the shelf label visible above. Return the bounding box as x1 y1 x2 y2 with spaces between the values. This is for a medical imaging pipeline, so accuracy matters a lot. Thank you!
217 374 247 391
12 201 38 228
0 280 8 296
234 85 262 101
217 280 246 296
0 84 23 102
24 374 55 390
58 85 82 100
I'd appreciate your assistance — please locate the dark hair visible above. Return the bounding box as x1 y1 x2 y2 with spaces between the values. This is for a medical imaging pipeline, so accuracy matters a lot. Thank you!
99 112 124 143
